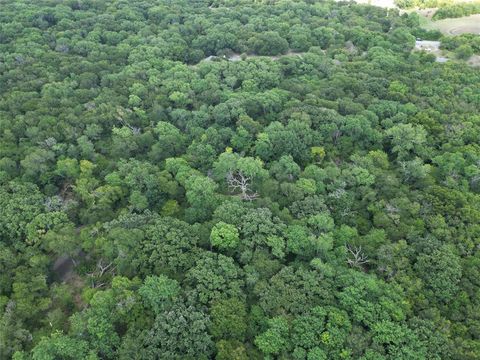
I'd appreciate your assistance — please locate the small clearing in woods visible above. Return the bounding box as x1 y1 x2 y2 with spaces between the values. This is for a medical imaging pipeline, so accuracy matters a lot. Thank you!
413 40 480 65
53 253 86 308
201 51 306 63
414 40 450 62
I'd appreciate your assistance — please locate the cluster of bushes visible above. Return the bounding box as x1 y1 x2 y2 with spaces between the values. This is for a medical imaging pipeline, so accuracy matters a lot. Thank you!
441 33 480 58
433 2 480 20
394 0 454 10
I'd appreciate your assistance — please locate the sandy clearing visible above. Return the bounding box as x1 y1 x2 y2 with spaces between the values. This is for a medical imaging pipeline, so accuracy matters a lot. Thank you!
414 40 451 62
467 54 480 67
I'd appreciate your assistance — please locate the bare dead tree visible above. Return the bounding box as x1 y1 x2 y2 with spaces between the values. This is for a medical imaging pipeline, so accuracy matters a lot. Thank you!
331 188 346 199
345 244 369 268
340 207 353 218
86 271 105 289
385 203 400 225
116 107 141 134
399 161 410 182
86 260 115 288
97 260 113 277
377 264 396 280
226 170 258 201
471 174 480 187
332 129 342 145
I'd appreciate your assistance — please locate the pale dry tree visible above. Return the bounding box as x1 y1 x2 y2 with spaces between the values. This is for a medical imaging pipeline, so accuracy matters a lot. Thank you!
345 244 369 268
86 259 116 289
226 170 258 201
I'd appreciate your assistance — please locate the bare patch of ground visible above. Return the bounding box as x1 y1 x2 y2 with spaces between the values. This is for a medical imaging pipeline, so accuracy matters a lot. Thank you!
414 40 451 62
53 255 77 282
68 273 87 309
53 251 87 309
201 51 306 63
413 40 480 67
415 40 442 52
467 54 480 67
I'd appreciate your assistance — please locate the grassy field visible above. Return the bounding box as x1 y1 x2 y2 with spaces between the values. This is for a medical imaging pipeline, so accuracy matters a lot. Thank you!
419 13 480 34
338 0 480 35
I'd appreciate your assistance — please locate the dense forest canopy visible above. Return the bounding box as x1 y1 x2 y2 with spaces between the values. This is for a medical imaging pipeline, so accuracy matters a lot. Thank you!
1 0 480 359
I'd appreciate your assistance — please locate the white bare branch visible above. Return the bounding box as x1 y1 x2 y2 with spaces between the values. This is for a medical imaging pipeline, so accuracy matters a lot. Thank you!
97 260 114 277
345 244 369 268
226 170 259 201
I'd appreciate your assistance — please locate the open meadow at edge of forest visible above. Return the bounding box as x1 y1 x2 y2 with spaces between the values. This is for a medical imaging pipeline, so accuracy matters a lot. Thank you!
419 13 480 35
